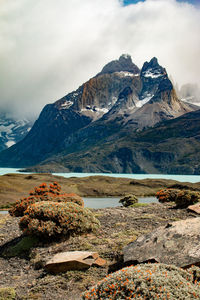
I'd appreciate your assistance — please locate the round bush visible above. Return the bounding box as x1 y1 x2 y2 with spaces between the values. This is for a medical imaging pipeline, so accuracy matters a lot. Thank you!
57 193 84 207
175 190 200 208
82 263 200 300
119 194 138 207
19 201 100 237
156 189 180 203
9 182 84 217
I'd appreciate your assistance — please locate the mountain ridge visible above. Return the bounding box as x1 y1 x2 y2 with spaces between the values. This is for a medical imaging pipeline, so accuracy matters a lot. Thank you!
0 54 198 173
25 108 200 174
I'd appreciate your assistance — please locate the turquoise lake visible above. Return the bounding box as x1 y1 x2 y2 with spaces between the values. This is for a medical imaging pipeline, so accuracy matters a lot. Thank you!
1 168 199 210
0 197 157 212
0 168 200 183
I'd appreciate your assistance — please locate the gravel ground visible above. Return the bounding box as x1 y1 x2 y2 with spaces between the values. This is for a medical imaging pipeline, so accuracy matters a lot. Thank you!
0 203 198 300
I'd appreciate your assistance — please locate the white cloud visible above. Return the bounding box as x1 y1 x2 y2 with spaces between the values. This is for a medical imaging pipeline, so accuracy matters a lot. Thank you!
0 0 199 118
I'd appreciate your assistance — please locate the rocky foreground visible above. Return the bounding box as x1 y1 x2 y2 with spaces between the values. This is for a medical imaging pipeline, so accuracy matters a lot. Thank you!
0 202 198 300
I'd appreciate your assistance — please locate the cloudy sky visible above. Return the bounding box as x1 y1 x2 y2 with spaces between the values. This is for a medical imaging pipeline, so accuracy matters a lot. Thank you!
0 0 200 119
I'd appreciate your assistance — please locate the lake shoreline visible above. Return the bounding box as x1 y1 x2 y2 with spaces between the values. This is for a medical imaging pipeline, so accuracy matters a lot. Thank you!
0 172 200 208
0 197 158 213
1 168 200 183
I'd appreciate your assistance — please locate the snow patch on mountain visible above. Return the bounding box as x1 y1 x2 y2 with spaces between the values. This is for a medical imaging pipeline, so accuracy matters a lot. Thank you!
5 141 15 148
60 101 73 109
116 71 139 78
0 124 15 137
0 114 34 150
143 69 163 79
95 107 109 113
81 106 109 114
136 96 153 108
110 97 118 106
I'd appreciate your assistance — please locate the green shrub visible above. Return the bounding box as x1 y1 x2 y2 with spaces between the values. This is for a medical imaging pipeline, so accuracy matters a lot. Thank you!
175 190 200 208
9 182 84 217
119 194 138 207
19 201 100 237
156 189 180 203
82 263 200 299
0 287 16 300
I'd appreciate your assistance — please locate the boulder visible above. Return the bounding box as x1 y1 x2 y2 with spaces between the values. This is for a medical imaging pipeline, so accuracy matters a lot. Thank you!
188 203 200 214
123 217 200 268
45 251 106 273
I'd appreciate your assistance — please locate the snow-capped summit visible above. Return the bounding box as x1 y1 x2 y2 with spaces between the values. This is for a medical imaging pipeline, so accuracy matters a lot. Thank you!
56 55 141 122
0 54 197 169
0 113 34 151
139 57 167 103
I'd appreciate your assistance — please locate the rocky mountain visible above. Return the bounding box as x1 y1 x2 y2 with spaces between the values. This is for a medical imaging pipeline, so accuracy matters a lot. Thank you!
124 76 196 130
0 113 34 152
0 54 198 173
27 108 200 174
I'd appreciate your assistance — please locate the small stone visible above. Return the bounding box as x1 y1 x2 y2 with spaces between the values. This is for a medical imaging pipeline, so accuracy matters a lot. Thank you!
45 251 106 273
93 257 107 267
188 203 200 214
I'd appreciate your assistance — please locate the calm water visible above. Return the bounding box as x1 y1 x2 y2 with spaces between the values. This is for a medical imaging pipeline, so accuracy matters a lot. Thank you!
0 210 8 214
84 196 158 209
0 197 157 213
0 168 200 183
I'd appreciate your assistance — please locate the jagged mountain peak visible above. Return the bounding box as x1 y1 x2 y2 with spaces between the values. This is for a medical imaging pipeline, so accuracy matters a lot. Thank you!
99 54 140 75
0 54 198 170
118 54 132 64
139 57 168 101
55 54 141 122
141 57 165 74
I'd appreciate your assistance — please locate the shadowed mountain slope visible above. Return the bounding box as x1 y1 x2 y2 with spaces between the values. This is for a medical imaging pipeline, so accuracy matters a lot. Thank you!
26 109 200 175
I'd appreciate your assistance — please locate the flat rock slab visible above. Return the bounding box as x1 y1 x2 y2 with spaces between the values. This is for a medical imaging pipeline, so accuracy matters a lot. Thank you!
123 217 200 268
45 251 106 273
188 203 200 214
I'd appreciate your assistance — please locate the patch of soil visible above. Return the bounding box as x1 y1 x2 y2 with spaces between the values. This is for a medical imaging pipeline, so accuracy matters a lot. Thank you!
0 203 198 300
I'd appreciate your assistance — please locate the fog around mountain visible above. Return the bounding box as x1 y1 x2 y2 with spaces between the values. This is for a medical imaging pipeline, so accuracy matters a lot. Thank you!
0 0 200 118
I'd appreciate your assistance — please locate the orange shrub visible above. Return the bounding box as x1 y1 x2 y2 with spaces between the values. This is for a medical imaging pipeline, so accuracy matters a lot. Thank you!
156 188 200 208
9 182 84 217
156 189 180 203
82 263 200 299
